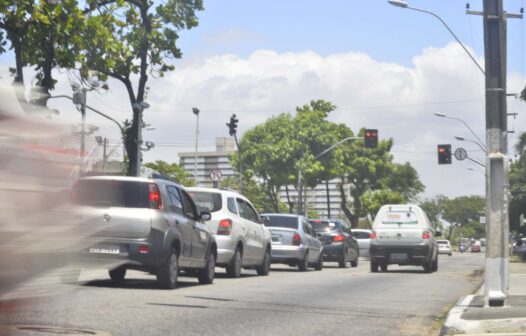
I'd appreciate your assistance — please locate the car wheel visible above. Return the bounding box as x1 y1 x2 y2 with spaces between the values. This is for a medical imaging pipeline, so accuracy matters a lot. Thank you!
59 268 80 284
449 253 452 257
298 251 309 272
432 256 438 272
226 248 242 278
380 263 388 272
338 248 349 268
423 258 433 273
370 261 379 273
314 253 323 271
198 251 216 284
350 254 359 268
256 248 271 276
157 248 179 289
109 266 126 281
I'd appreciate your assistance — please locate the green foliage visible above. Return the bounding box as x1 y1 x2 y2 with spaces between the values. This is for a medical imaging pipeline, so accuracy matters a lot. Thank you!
419 196 447 231
360 189 405 221
144 160 194 186
383 162 425 201
441 195 485 241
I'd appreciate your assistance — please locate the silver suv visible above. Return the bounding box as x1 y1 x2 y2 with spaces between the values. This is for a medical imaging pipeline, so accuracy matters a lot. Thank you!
72 176 217 289
369 204 439 273
188 188 272 277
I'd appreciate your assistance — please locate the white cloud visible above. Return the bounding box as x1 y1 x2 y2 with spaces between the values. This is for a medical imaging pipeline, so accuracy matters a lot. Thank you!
2 43 524 199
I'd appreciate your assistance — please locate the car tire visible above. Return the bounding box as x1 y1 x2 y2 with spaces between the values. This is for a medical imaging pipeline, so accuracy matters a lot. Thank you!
314 253 323 271
432 256 438 272
370 261 379 273
157 248 179 289
423 258 433 273
338 248 349 268
449 253 452 257
198 251 216 285
298 251 309 272
109 266 126 281
350 254 359 268
256 248 271 276
59 268 80 284
226 248 242 278
380 263 388 272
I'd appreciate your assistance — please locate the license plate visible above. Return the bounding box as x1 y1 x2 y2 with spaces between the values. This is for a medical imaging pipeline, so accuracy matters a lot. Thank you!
390 253 407 261
89 246 120 255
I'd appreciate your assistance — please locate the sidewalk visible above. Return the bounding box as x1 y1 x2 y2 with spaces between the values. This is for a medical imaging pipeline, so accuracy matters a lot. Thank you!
441 260 526 335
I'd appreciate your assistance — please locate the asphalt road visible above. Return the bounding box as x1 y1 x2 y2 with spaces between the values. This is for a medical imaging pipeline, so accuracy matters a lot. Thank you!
2 252 484 336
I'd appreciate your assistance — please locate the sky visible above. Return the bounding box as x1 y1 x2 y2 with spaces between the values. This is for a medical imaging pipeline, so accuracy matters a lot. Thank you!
1 0 525 199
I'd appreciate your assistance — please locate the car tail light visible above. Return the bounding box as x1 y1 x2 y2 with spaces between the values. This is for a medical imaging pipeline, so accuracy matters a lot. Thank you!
292 232 301 246
370 231 377 239
422 231 431 239
332 234 345 242
138 245 149 254
217 219 233 235
149 183 162 209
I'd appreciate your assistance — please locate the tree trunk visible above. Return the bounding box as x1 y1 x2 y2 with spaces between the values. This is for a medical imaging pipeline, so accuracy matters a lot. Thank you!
285 185 294 214
339 177 354 224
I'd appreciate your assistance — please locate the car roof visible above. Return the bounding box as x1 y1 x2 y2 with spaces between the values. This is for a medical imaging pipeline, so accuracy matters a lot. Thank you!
261 213 301 218
79 175 183 188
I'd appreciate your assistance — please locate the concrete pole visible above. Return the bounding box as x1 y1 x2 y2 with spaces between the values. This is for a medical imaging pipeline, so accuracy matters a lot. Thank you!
136 109 142 177
483 0 509 308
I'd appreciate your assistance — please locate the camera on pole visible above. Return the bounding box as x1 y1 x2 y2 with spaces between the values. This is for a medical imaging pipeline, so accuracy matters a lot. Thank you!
227 114 238 136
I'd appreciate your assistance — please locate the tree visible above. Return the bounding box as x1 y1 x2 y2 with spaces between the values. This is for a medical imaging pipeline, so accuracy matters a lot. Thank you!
220 176 286 214
441 196 485 241
360 189 405 225
419 196 447 232
383 162 425 201
144 160 194 186
82 0 203 176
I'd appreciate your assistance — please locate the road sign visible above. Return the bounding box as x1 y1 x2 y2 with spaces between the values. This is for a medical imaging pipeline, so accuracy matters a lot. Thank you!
209 169 222 181
454 147 468 161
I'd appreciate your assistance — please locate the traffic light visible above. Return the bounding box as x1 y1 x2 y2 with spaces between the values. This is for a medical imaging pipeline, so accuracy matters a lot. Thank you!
226 114 239 136
437 144 452 164
364 129 378 148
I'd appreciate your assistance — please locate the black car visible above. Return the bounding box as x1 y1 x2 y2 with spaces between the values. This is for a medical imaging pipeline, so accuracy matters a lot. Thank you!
310 219 359 268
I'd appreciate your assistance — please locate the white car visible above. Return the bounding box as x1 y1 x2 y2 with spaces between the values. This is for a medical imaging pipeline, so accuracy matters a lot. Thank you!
351 229 372 258
188 188 272 277
437 240 452 256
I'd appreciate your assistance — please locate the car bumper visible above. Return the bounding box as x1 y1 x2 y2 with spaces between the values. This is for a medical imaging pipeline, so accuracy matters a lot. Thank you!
270 244 306 262
370 244 432 266
321 243 344 261
214 236 237 265
438 248 452 255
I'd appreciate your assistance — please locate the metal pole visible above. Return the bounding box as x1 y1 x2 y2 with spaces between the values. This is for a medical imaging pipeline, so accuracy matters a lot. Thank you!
483 0 509 308
136 109 142 177
234 133 243 193
80 89 87 160
194 112 199 185
102 138 107 175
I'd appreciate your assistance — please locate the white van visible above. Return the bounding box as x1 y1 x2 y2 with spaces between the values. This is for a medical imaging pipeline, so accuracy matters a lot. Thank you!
369 204 440 273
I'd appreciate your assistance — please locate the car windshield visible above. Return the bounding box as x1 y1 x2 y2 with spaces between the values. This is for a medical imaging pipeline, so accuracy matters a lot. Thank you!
188 191 223 213
381 211 419 224
310 220 339 232
74 180 150 208
264 215 298 229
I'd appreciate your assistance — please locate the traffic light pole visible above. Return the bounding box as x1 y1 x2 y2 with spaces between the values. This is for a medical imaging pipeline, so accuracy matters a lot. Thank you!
234 133 243 194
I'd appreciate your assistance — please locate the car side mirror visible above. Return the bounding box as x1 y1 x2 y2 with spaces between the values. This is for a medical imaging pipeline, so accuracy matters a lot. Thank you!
200 211 211 222
261 216 270 225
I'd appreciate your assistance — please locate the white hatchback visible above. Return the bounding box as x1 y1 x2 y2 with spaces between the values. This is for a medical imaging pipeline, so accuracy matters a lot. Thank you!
437 240 452 256
188 188 272 277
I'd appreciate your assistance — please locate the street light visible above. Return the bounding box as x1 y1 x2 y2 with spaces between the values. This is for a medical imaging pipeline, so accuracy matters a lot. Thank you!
454 135 487 153
467 167 485 175
192 107 200 185
387 0 485 75
434 112 486 151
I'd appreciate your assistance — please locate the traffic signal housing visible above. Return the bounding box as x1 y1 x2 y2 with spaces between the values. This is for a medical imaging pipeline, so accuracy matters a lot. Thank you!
226 114 239 136
364 129 378 148
437 144 452 164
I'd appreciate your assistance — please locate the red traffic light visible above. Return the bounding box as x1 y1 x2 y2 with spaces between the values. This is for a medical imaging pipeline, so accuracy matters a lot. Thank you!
364 129 378 148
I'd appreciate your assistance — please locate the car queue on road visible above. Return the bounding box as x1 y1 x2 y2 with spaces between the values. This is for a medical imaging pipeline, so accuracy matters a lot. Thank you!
69 175 457 290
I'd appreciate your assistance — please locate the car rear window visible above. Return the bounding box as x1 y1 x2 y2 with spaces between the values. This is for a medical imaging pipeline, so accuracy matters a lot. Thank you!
264 216 298 229
188 191 222 213
310 220 339 232
381 211 419 224
437 241 449 245
353 231 371 239
74 180 150 208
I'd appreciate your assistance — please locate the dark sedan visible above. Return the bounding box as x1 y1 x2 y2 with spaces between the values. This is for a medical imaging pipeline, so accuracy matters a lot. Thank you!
310 219 359 268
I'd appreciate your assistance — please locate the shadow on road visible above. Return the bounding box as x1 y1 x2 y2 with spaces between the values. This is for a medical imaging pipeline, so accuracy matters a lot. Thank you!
82 277 203 290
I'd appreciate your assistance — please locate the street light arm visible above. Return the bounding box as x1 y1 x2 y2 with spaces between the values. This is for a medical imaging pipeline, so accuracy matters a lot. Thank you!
406 6 485 75
450 116 486 151
467 156 486 168
314 136 363 160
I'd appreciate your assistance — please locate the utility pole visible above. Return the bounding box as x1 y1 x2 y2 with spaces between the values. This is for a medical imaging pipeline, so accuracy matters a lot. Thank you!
193 107 200 185
73 88 87 158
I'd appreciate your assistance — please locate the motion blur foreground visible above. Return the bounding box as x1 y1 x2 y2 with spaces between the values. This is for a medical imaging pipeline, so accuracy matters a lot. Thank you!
0 86 112 307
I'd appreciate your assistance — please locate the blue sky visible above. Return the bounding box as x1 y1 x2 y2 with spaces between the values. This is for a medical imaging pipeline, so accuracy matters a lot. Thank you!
178 0 525 74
